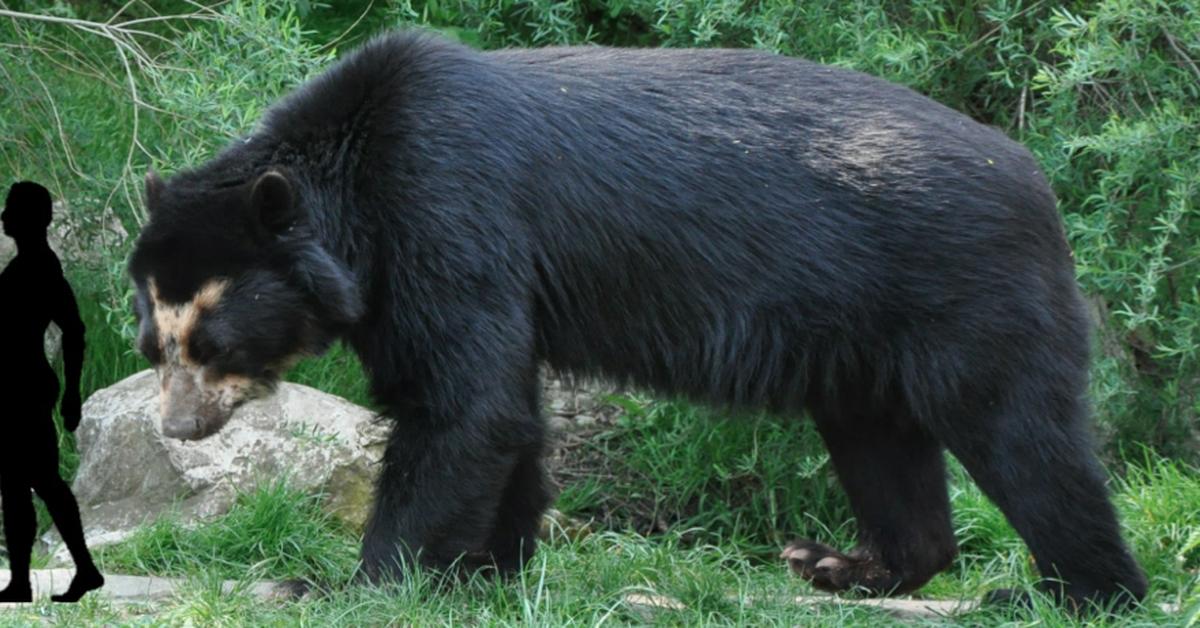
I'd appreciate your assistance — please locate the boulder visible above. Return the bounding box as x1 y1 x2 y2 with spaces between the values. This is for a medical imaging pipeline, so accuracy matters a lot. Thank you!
37 367 616 563
43 370 389 561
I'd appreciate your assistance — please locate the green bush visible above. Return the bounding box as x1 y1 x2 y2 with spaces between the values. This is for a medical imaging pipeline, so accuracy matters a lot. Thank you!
1 0 1197 459
390 0 1200 460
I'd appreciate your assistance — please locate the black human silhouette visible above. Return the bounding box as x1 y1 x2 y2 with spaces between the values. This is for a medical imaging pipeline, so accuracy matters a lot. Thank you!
0 181 103 603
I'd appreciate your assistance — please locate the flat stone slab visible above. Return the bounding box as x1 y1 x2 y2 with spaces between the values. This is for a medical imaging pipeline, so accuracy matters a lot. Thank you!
0 569 290 605
623 592 1179 620
791 594 975 619
624 592 973 620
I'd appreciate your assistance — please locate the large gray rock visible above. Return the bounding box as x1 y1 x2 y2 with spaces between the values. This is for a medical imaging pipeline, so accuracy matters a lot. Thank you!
45 370 389 560
32 367 614 563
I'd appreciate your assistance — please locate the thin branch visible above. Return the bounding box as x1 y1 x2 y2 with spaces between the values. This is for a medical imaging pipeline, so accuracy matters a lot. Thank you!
317 0 375 54
104 0 139 25
1017 81 1027 133
0 8 220 71
924 0 1047 77
0 6 211 224
109 40 148 226
1162 27 1200 84
114 13 220 29
1162 255 1200 274
30 69 86 180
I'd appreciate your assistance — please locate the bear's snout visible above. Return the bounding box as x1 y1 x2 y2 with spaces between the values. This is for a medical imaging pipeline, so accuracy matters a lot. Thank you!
156 365 239 441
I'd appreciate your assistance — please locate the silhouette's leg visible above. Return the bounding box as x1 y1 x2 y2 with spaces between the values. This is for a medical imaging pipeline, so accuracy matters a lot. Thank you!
30 472 104 602
32 475 93 570
0 473 35 603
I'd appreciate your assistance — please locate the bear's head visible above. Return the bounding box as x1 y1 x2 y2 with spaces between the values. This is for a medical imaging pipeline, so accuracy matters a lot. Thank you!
129 169 362 440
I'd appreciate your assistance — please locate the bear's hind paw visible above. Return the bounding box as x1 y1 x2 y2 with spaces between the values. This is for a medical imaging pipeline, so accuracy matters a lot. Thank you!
781 540 901 596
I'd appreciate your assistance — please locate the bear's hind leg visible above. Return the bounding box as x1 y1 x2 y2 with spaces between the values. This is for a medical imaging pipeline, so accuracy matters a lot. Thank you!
937 372 1147 609
784 413 957 596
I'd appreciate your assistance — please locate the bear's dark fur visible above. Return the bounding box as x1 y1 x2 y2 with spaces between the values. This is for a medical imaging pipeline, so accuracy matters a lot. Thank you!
128 32 1147 607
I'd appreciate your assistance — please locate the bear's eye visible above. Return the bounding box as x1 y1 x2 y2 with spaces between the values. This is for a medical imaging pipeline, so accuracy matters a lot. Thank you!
188 335 227 364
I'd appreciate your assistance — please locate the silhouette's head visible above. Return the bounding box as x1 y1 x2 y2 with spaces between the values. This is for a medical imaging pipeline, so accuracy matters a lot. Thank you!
3 181 54 240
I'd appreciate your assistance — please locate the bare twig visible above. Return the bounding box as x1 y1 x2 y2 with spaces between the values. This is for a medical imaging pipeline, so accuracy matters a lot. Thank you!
0 6 222 224
1017 81 1027 133
924 0 1046 76
317 0 376 54
1162 27 1200 83
104 0 139 25
0 9 159 70
1162 255 1200 274
113 13 220 29
108 40 144 224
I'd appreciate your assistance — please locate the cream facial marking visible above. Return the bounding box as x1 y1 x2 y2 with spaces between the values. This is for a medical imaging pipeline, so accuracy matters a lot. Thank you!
149 278 229 366
147 277 266 440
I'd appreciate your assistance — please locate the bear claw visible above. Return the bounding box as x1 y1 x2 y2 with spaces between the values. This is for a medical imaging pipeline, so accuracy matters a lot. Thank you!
782 539 901 596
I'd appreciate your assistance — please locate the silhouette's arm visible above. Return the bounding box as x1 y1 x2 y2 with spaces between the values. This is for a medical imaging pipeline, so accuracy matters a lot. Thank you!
54 273 86 431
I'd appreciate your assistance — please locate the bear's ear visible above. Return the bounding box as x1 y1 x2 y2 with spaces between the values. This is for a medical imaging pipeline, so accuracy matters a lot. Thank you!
250 170 299 234
144 170 164 212
291 242 364 326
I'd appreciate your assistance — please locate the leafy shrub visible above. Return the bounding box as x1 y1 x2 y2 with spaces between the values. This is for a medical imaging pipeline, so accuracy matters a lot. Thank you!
2 0 1197 458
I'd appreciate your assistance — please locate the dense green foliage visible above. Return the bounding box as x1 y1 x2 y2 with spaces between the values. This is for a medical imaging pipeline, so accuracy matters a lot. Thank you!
2 0 1197 458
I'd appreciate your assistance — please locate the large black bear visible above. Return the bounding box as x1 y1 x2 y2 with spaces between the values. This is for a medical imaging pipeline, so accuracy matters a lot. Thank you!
128 32 1147 607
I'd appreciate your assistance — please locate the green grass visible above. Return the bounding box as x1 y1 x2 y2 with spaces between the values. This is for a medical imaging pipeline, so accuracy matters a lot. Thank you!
95 479 358 584
555 397 853 555
285 343 374 408
10 498 1198 625
11 400 1198 626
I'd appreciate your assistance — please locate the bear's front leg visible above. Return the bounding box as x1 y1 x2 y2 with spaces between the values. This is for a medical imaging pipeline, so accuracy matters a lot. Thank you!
359 378 549 583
